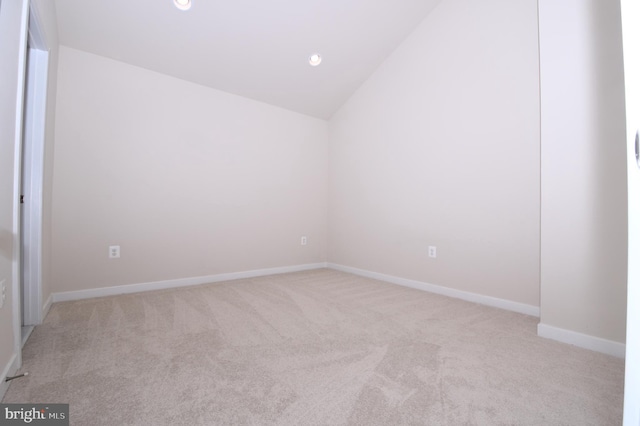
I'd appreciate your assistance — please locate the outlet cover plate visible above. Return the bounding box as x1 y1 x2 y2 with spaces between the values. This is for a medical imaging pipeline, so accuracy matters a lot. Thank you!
109 245 121 258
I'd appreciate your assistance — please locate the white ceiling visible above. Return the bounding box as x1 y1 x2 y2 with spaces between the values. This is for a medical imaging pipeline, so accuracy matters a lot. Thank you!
54 0 441 119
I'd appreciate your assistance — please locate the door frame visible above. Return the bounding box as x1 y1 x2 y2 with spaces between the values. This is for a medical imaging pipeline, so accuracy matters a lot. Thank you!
11 0 48 365
21 5 49 328
621 0 640 424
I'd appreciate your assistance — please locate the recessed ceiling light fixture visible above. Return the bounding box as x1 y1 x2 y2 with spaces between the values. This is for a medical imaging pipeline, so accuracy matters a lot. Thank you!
309 53 322 67
174 0 192 11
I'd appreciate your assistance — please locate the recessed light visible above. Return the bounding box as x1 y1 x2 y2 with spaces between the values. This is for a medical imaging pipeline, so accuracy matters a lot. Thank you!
174 0 191 11
309 53 322 67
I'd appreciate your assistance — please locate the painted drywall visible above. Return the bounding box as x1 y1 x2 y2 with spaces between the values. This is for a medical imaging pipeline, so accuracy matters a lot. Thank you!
51 47 328 293
31 0 60 315
538 0 627 343
0 0 28 393
328 0 541 307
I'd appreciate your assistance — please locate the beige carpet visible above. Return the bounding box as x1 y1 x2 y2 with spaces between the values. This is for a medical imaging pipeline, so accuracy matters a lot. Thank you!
3 269 624 425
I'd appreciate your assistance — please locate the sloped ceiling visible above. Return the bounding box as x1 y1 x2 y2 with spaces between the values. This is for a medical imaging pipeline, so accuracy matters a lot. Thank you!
54 0 441 119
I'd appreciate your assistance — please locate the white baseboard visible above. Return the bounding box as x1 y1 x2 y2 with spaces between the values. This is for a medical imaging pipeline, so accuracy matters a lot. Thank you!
537 323 626 358
327 263 540 317
45 262 625 360
52 263 329 303
0 351 20 401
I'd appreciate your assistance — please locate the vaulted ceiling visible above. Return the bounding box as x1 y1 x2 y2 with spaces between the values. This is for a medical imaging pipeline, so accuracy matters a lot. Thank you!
54 0 442 119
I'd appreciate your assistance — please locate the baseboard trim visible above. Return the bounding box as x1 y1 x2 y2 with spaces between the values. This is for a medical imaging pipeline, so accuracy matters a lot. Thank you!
47 262 625 359
52 263 329 303
0 352 20 401
537 323 625 358
327 263 540 317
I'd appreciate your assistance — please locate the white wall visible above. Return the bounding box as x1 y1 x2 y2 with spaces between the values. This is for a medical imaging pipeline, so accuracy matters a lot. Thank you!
0 0 28 396
51 47 328 293
538 0 628 345
328 0 541 307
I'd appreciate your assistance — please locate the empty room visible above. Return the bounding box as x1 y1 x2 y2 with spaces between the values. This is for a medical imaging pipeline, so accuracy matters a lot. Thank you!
1 0 639 424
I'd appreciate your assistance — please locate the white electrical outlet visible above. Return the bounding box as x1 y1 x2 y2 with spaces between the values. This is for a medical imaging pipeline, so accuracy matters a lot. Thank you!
0 279 6 309
301 236 308 246
428 246 437 258
109 245 121 259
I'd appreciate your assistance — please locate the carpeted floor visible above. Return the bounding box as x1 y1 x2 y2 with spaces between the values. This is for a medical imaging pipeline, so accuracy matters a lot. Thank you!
3 269 624 425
